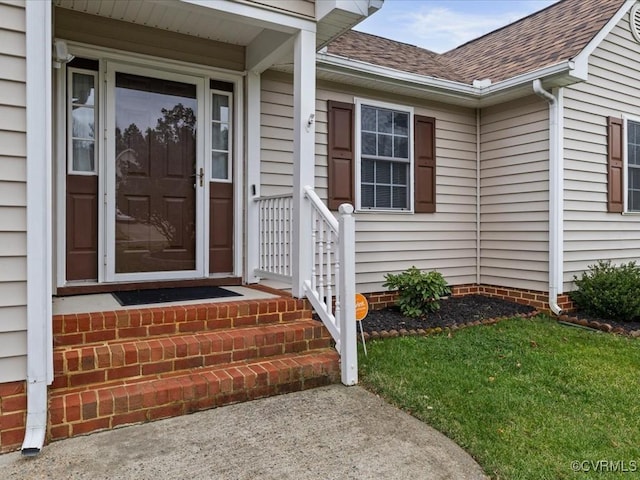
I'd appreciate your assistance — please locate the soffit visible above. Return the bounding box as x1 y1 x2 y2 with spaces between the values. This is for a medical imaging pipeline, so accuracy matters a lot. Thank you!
54 0 264 46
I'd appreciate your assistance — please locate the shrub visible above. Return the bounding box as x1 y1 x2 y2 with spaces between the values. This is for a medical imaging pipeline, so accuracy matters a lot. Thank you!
383 266 450 317
571 260 640 322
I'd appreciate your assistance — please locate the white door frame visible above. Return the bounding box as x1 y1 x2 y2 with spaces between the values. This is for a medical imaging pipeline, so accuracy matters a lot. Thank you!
55 42 246 287
104 61 206 282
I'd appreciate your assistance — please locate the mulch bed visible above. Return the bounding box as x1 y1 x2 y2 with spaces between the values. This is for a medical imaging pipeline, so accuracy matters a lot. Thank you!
358 294 640 339
360 294 537 339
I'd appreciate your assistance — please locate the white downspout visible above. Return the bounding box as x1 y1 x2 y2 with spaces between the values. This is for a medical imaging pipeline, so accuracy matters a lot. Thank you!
533 79 563 316
476 108 481 285
22 0 53 456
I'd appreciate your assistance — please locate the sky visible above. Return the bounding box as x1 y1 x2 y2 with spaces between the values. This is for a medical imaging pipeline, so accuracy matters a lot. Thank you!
354 0 559 53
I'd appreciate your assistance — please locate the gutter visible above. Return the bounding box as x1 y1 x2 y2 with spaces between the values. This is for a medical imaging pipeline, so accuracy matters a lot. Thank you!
532 79 563 316
317 52 578 105
316 52 478 100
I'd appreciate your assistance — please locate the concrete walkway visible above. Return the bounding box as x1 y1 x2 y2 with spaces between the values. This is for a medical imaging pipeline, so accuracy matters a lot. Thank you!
1 385 487 480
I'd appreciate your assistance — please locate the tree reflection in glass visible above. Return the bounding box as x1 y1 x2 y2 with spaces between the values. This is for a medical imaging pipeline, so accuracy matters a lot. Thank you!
114 73 197 273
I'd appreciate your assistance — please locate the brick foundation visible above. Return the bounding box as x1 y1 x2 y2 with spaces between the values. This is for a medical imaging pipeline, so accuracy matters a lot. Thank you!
363 284 575 313
0 381 26 453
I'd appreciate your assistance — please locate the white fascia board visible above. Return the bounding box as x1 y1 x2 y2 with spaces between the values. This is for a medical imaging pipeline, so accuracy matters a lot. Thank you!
317 53 477 101
180 0 316 33
572 0 635 78
318 53 580 106
478 60 578 95
316 0 382 21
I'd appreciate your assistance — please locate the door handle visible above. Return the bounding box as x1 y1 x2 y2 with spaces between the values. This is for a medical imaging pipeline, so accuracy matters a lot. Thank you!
191 167 204 187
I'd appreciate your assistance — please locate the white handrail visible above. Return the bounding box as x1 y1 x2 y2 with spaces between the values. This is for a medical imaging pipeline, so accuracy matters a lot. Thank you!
304 186 338 232
303 186 357 385
254 187 357 385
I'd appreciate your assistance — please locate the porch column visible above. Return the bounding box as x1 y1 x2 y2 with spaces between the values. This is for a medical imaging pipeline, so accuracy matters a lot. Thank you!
245 71 261 283
292 28 316 298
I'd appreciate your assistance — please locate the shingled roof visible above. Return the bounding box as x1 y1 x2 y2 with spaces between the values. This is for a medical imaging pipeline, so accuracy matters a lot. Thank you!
325 30 456 81
327 0 626 85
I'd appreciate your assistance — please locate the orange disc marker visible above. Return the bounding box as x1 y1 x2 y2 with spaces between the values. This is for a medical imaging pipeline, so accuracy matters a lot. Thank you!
355 293 369 321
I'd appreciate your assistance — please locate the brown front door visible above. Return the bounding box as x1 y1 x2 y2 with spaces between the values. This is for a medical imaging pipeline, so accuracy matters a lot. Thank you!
114 72 198 274
63 62 238 283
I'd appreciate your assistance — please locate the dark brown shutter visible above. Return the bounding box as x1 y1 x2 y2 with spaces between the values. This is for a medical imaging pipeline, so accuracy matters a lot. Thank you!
327 100 355 210
608 116 624 213
414 115 436 213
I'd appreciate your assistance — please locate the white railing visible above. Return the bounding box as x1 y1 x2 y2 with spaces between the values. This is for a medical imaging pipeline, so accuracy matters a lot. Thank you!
302 186 357 386
255 194 293 281
254 188 357 385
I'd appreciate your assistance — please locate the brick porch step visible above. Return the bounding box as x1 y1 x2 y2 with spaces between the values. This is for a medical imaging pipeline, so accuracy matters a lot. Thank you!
53 297 311 347
48 349 340 441
48 295 340 444
52 319 333 389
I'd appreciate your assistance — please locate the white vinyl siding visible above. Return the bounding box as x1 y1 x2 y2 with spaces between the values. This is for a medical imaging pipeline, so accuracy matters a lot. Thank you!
0 0 27 382
563 13 640 291
480 95 550 292
260 71 478 292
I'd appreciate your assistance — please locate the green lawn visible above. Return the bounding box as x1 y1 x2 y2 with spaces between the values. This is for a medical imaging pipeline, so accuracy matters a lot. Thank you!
358 315 640 479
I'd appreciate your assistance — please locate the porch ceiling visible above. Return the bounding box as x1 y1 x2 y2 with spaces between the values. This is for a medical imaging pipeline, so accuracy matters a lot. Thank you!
54 0 265 46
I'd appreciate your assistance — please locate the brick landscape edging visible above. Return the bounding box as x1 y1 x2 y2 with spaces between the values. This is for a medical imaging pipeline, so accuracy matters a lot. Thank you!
361 311 541 341
556 314 640 337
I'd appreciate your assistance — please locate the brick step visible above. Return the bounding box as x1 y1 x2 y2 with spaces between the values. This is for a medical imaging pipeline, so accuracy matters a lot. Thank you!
52 319 333 390
47 349 340 441
53 297 312 347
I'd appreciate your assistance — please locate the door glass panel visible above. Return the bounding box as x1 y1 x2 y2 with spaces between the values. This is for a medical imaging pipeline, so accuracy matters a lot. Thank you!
70 71 97 172
114 72 197 273
211 151 228 180
211 93 230 180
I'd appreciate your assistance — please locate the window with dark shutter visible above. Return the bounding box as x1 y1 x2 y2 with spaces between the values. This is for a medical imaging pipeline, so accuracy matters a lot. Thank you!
327 100 355 210
327 99 436 213
608 116 624 213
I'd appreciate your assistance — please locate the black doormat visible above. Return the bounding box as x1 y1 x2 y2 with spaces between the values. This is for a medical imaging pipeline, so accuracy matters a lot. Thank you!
112 286 242 306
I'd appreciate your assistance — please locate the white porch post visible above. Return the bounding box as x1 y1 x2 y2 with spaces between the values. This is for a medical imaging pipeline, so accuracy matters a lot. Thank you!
292 28 316 298
338 204 357 385
245 71 261 283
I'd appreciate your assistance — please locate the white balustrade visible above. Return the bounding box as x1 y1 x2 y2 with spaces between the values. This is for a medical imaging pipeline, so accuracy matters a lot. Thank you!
254 188 357 385
255 194 293 281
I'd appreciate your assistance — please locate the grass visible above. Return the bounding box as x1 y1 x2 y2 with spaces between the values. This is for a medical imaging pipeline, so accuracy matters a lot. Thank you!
358 315 640 479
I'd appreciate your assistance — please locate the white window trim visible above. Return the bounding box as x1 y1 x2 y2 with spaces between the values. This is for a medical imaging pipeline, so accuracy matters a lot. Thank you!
622 114 640 214
354 97 414 213
210 89 233 183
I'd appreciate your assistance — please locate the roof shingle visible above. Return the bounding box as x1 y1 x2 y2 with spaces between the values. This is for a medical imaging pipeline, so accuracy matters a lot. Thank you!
327 0 625 84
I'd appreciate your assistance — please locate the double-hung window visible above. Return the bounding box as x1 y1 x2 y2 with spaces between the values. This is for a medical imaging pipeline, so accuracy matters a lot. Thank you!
327 99 435 213
357 100 413 211
626 118 640 212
